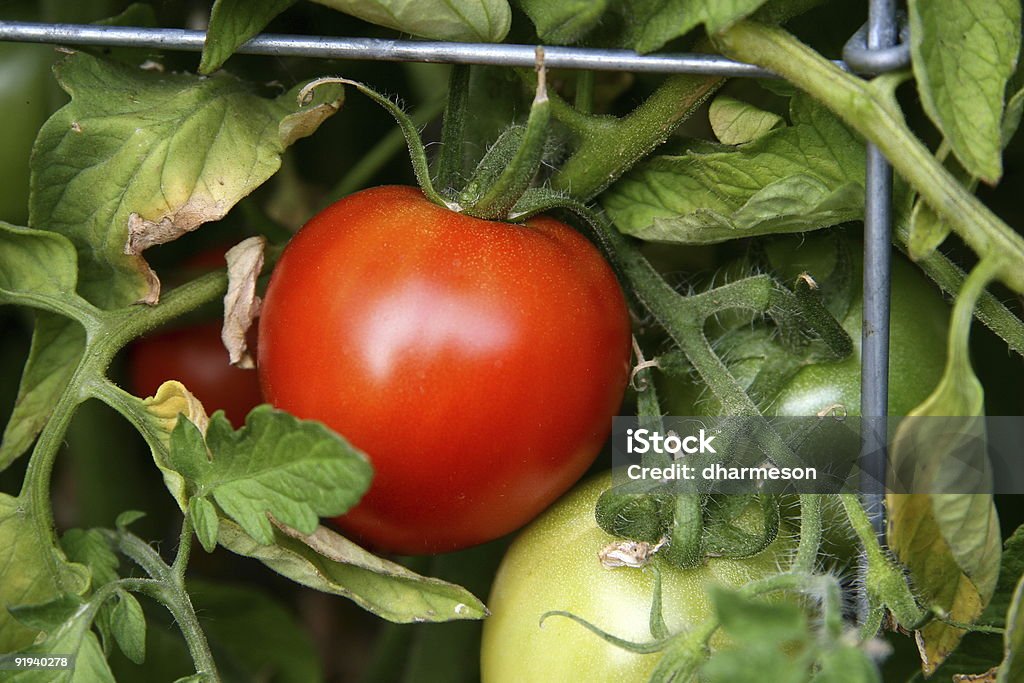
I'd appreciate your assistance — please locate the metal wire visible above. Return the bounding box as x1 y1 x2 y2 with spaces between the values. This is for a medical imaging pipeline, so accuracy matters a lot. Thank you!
842 14 910 74
0 21 792 76
859 0 897 549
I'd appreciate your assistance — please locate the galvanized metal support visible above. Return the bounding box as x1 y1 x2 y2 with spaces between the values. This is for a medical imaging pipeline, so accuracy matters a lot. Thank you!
839 0 905 632
0 21 786 76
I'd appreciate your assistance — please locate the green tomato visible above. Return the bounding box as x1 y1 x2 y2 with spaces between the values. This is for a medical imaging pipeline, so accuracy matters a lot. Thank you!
480 474 795 683
663 235 950 418
659 235 950 565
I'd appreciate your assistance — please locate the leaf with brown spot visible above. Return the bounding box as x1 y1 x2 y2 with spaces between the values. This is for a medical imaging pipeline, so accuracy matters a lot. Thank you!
29 51 343 308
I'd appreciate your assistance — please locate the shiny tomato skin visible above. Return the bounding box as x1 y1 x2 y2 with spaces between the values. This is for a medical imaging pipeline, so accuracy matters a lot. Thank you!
129 322 263 427
257 186 632 555
481 474 795 682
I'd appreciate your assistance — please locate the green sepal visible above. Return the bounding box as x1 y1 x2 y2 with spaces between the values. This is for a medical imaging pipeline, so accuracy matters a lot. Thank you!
459 53 551 220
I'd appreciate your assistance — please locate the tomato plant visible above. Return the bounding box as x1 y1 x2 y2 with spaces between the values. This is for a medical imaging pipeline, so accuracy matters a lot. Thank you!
129 322 262 427
481 475 796 682
661 235 950 418
258 185 632 554
2 1 1024 681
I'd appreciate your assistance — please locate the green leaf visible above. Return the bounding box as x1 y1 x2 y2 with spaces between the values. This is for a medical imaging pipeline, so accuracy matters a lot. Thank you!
514 0 607 44
603 95 864 244
200 0 298 75
188 580 322 683
60 529 119 589
907 70 1024 261
0 494 90 652
110 590 146 665
90 3 160 67
708 95 783 145
30 51 344 308
8 594 84 633
909 0 1021 183
999 574 1024 683
701 642 807 683
189 496 220 554
217 519 488 623
611 0 770 53
983 526 1024 626
887 260 1003 675
8 595 115 683
399 544 507 682
310 0 511 42
166 407 372 545
0 223 80 303
0 314 84 472
115 510 146 532
811 646 881 683
709 586 807 644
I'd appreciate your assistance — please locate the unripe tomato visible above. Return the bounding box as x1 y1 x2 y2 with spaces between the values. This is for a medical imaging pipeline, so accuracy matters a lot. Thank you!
663 236 950 417
129 322 263 427
481 474 796 682
257 186 632 554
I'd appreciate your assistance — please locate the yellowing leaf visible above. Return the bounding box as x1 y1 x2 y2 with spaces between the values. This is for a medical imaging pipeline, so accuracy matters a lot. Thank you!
888 260 1003 675
30 52 343 307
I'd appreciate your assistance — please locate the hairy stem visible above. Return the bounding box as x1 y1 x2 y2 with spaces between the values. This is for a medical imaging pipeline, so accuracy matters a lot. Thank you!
714 22 1024 293
793 494 823 573
549 73 722 201
434 65 470 192
105 529 220 681
327 97 446 204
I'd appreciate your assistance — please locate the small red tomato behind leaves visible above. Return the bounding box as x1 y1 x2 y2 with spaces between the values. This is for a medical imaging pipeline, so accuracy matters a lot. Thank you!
130 322 263 427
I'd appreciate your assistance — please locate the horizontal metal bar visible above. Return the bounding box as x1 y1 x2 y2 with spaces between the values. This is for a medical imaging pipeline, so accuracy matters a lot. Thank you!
0 20 804 76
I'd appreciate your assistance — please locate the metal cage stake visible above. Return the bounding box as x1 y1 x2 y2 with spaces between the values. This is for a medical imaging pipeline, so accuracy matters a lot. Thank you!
0 6 904 613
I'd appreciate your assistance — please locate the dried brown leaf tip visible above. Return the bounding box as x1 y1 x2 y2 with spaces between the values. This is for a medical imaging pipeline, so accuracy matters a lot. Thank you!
222 236 266 369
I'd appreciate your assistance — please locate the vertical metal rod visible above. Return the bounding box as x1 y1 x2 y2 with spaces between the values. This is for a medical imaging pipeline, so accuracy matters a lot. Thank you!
861 0 896 544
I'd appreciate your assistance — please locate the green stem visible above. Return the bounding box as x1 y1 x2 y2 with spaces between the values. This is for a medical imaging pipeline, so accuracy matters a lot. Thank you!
793 494 823 574
87 378 171 465
951 257 1005 359
172 513 194 580
104 529 220 681
549 73 722 201
299 78 449 209
894 223 1024 356
714 22 1024 293
98 270 227 353
325 97 446 204
434 65 471 193
1 291 102 334
574 70 595 114
18 356 95 593
839 493 886 565
461 57 550 220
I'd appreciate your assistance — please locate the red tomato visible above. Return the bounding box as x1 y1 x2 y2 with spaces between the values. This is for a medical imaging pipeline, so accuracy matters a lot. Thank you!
257 186 632 554
129 322 263 427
